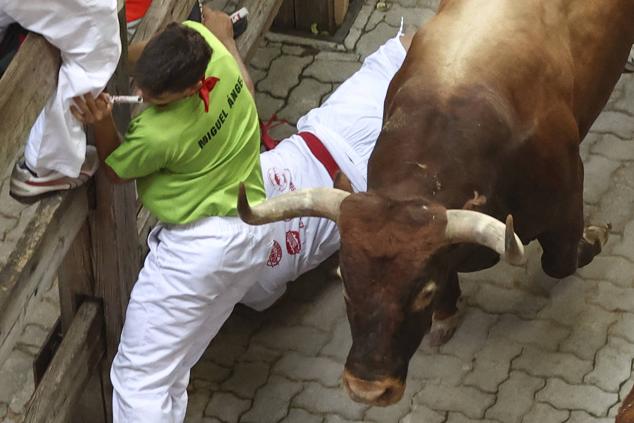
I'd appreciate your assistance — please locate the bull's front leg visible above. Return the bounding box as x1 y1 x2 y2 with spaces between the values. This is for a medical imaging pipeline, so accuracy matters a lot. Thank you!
538 211 609 278
428 272 461 347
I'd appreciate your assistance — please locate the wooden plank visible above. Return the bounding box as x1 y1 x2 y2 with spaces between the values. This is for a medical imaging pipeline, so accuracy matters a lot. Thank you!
272 0 295 31
130 0 198 43
58 222 95 334
294 0 335 34
238 0 285 61
23 301 105 423
0 188 88 367
0 33 60 175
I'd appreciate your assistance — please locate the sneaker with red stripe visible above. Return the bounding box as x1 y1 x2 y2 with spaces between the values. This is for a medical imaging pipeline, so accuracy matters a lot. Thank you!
9 145 99 203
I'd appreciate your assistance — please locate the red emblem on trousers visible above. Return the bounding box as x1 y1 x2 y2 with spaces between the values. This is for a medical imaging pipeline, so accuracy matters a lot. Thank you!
268 168 293 192
285 230 302 255
267 240 282 267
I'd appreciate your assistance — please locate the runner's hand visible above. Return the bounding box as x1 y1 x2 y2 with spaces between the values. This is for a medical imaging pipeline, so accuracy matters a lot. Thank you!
201 7 234 43
71 92 113 124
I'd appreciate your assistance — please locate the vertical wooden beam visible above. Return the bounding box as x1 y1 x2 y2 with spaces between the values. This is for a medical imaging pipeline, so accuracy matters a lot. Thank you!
86 8 139 423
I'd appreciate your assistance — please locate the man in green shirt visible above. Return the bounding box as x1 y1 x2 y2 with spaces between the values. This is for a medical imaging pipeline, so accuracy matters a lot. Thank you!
73 8 413 421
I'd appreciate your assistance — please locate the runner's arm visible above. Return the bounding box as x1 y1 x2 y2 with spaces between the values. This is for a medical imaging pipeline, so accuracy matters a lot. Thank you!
71 93 129 184
201 7 255 96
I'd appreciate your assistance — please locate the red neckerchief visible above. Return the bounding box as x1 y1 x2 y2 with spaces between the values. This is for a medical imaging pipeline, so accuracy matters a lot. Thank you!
198 76 220 113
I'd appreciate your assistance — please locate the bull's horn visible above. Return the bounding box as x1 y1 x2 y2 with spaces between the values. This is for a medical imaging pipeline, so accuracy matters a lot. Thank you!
444 210 526 265
237 183 351 225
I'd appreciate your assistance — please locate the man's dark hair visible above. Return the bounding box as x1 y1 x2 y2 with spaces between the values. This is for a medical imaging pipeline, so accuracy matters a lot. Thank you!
135 23 212 96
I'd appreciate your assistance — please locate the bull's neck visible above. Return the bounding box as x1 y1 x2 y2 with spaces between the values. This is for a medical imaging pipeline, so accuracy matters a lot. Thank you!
367 85 515 210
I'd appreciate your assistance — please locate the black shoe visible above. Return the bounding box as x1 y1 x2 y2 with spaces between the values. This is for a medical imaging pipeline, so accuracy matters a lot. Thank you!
230 7 249 39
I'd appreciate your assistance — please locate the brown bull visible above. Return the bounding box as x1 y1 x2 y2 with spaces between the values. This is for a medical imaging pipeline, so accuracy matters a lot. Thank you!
238 0 634 407
618 385 634 423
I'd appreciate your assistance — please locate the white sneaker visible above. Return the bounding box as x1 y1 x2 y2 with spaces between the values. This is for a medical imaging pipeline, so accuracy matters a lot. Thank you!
9 145 99 203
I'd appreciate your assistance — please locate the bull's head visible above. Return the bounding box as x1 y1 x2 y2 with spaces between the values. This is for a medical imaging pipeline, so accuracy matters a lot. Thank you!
237 184 524 406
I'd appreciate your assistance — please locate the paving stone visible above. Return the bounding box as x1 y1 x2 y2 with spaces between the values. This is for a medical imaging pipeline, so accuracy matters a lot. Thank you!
589 110 634 140
352 2 376 31
357 22 402 59
279 408 322 423
185 388 212 423
17 324 48 348
400 404 445 423
293 382 367 420
439 308 498 362
583 154 622 205
200 418 222 423
611 312 634 343
576 255 634 288
239 343 281 364
191 359 231 384
567 410 614 423
592 132 634 161
221 361 269 398
255 92 285 120
364 378 424 422
512 346 593 385
613 220 634 261
0 403 6 418
588 281 634 312
468 283 548 319
277 78 333 124
538 276 589 326
315 51 360 62
0 349 33 404
464 337 523 393
252 324 330 356
320 319 352 363
559 304 617 360
268 122 297 142
248 66 267 85
488 315 569 351
273 351 342 387
409 352 470 385
282 45 308 56
202 339 247 368
250 45 282 70
584 336 634 392
486 371 544 423
304 60 362 83
240 375 301 423
413 383 496 419
383 4 436 28
203 391 250 421
299 281 346 332
521 402 568 423
258 55 313 98
344 27 363 51
535 378 618 417
444 413 500 423
589 163 634 233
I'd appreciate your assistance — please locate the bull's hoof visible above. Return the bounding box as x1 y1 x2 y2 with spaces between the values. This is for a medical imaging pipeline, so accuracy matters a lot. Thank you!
583 223 611 247
428 312 460 347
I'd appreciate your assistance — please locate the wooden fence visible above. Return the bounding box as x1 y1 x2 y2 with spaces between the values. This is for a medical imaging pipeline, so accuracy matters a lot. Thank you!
0 0 282 421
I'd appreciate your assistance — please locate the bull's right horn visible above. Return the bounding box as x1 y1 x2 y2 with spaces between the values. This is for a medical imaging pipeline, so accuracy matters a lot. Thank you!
237 183 351 225
444 210 526 265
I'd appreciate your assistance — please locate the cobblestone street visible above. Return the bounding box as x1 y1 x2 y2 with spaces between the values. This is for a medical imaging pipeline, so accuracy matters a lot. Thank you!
1 0 634 422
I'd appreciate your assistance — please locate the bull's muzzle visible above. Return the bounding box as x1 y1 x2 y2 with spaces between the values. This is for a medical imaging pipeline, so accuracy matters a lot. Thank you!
342 369 405 406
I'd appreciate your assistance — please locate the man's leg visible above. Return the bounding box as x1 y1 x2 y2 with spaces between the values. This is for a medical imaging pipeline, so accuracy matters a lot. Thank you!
5 0 121 199
111 219 271 423
296 30 412 190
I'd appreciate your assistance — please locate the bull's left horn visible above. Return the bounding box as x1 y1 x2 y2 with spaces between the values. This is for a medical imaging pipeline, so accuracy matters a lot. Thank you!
237 183 351 225
444 210 526 265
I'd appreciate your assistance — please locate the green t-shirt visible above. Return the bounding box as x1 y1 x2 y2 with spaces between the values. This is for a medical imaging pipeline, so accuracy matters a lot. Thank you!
106 21 265 224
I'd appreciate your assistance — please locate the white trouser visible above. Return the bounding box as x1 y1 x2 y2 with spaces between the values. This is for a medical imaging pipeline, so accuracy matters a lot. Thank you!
111 34 407 423
0 0 121 176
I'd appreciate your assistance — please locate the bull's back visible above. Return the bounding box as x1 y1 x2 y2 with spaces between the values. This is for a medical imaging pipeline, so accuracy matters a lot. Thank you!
400 0 634 136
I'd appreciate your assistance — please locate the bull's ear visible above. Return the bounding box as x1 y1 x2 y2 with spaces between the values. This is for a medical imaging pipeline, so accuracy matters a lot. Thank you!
334 171 354 193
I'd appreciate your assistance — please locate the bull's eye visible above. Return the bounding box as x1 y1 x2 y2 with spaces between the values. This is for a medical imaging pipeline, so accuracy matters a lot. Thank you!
412 281 437 311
